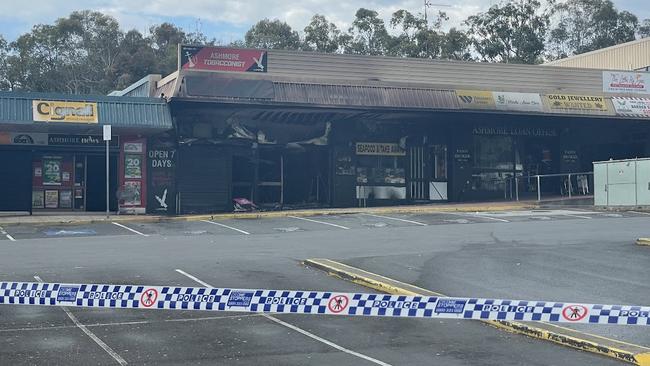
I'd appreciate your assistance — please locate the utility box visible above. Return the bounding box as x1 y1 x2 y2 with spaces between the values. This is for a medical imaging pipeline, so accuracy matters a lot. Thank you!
593 158 650 207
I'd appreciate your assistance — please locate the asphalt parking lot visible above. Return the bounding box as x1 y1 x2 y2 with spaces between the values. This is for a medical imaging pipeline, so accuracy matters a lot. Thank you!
0 209 649 365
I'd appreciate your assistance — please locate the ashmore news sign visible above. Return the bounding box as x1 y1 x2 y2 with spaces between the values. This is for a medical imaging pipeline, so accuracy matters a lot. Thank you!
179 45 267 73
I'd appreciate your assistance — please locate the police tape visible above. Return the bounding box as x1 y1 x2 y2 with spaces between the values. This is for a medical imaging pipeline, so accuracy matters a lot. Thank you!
1 281 648 326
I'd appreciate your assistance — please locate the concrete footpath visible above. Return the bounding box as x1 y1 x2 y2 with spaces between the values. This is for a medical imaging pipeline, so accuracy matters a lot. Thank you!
304 258 650 366
0 200 537 226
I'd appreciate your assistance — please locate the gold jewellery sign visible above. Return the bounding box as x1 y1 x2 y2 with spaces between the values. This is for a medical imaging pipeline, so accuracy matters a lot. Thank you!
32 101 98 123
544 94 609 113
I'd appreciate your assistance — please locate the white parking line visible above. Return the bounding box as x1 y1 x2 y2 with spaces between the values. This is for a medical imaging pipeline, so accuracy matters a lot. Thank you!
0 226 16 241
563 214 593 220
446 212 510 223
200 220 250 235
629 211 650 216
362 213 427 226
112 222 149 237
34 275 127 365
174 269 390 366
288 216 350 230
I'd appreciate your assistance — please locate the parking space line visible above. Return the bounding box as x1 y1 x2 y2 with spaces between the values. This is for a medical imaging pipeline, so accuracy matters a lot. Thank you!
362 214 427 226
0 314 265 333
174 269 389 366
0 226 16 241
200 220 250 235
112 222 149 237
563 214 593 219
629 211 650 216
447 212 510 223
34 275 127 366
288 216 350 230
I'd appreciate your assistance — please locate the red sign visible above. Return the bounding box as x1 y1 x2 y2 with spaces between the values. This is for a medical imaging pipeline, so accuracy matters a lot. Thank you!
140 288 158 308
328 294 349 314
180 45 267 73
561 305 588 322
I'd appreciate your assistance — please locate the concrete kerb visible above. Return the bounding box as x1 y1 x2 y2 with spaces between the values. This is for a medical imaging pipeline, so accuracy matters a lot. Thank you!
303 258 650 366
636 238 650 246
0 202 536 226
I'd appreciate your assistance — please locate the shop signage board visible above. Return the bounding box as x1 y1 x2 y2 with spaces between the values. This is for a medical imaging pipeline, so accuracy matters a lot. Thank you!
603 71 650 94
179 45 267 73
0 132 48 146
543 94 611 114
611 97 650 118
493 92 544 112
33 101 98 123
355 142 406 156
147 145 176 214
48 134 119 148
456 90 496 110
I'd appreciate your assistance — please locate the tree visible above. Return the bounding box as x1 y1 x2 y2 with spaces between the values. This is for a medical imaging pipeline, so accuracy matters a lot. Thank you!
0 35 9 89
465 0 551 64
346 8 390 55
388 9 444 58
637 19 650 38
441 28 473 61
113 30 157 89
245 19 301 50
548 0 638 59
303 14 348 53
149 23 187 75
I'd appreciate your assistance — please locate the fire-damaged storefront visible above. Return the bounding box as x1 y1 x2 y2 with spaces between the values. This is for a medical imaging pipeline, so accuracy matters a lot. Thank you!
114 46 650 213
0 92 172 214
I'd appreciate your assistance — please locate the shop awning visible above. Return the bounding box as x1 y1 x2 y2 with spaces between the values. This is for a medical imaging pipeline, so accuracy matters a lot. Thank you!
0 91 172 132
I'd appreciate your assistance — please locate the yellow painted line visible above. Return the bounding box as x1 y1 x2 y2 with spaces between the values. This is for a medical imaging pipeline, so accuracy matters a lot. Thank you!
304 258 650 365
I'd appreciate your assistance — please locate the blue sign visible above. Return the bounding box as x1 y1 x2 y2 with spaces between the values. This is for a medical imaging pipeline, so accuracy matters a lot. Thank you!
435 299 467 314
57 286 79 302
227 291 253 307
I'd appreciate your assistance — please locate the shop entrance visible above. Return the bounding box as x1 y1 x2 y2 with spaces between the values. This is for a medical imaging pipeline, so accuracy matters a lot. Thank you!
407 144 448 201
86 155 118 212
0 151 32 212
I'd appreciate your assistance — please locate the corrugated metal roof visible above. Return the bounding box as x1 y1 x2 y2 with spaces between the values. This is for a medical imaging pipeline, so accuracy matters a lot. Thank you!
0 91 172 130
545 38 650 71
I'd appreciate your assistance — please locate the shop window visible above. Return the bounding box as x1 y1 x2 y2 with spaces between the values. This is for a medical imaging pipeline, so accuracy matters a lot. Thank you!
431 145 447 180
356 156 405 185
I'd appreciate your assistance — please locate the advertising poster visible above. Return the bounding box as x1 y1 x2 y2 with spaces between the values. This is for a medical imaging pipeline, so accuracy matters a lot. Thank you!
544 94 610 114
32 191 44 208
124 154 143 179
59 190 72 208
456 90 496 110
43 158 62 185
603 71 650 94
611 97 650 117
122 181 142 206
180 45 267 73
493 92 544 112
45 190 59 208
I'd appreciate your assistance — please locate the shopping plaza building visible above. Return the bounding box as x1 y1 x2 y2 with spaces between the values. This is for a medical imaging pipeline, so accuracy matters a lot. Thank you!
1 41 650 214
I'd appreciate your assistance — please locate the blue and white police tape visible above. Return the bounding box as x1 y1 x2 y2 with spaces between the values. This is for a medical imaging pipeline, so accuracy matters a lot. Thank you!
1 281 649 326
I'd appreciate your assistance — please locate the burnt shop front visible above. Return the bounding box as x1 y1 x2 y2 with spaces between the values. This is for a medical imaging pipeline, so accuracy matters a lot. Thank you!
0 93 173 214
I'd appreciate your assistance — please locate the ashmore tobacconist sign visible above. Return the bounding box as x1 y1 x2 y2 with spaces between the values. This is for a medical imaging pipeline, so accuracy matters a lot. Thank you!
179 45 267 73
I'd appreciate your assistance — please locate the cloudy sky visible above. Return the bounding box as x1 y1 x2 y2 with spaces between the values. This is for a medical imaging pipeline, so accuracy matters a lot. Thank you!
0 0 648 42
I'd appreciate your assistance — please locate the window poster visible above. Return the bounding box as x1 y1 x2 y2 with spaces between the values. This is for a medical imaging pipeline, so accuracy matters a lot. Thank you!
32 190 44 208
45 190 59 208
124 154 142 179
59 190 72 208
43 158 62 185
122 181 142 206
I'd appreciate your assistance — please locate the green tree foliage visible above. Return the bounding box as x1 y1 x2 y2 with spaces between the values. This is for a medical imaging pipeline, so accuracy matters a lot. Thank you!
346 8 390 55
303 14 349 53
548 0 638 59
640 19 650 38
465 0 551 64
245 19 301 50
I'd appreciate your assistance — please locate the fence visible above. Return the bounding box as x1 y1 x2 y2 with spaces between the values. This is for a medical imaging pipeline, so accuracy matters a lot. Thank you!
505 172 594 202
